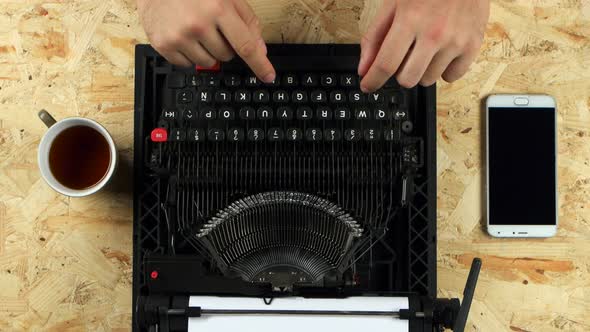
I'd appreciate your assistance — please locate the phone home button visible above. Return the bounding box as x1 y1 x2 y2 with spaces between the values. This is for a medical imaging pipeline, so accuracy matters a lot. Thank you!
514 97 529 106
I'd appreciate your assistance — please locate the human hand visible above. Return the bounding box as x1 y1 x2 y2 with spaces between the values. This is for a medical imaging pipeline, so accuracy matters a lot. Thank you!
358 0 490 92
137 0 276 82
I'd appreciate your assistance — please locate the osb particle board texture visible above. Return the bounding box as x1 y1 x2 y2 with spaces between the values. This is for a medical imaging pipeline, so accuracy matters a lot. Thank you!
0 0 588 331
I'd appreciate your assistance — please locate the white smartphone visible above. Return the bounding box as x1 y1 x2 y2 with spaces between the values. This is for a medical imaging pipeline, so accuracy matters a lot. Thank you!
486 94 558 237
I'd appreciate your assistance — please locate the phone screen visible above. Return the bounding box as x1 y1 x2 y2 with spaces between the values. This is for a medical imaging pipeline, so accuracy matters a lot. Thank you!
488 107 556 225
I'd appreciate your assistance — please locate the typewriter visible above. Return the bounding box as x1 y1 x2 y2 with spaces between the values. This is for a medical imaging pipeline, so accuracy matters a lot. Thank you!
133 44 481 332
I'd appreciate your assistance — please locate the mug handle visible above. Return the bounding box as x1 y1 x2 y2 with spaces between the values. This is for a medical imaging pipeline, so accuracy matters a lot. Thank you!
38 109 57 128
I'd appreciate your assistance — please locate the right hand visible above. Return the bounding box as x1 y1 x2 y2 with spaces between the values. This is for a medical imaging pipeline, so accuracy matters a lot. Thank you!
137 0 276 83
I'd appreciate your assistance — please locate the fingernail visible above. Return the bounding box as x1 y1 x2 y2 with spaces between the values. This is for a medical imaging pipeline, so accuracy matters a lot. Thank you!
263 72 276 83
360 83 369 93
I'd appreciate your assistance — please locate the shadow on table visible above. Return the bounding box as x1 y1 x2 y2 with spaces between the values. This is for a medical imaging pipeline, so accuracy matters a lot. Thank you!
105 151 134 199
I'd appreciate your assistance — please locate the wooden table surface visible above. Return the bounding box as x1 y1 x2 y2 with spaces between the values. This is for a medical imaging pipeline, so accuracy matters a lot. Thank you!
0 0 588 331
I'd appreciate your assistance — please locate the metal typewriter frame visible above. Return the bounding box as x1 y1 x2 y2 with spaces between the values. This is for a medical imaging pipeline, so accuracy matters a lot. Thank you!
133 44 438 331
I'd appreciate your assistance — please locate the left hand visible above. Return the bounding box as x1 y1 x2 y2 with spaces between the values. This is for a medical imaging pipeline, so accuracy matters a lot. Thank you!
358 0 490 92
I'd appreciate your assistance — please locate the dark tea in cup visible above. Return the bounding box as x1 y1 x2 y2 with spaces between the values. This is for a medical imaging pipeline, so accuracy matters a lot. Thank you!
48 125 111 190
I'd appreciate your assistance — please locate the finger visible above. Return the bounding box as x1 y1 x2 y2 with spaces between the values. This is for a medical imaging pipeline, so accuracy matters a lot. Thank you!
258 36 267 56
232 0 261 34
358 0 396 76
419 48 458 86
248 19 267 56
395 38 438 88
360 19 415 93
163 50 192 67
441 46 479 83
179 42 217 67
200 29 235 62
218 7 275 82
232 0 267 55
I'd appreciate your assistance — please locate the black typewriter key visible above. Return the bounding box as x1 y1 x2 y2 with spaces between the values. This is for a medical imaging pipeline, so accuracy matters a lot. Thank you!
390 91 405 105
257 106 273 120
383 128 395 141
188 128 205 141
167 72 186 89
374 107 390 120
199 106 216 120
292 90 308 103
227 128 244 142
324 128 341 141
264 75 280 87
335 107 351 120
234 90 251 103
354 108 371 119
394 109 408 120
187 74 201 87
162 109 179 120
286 128 302 141
268 128 284 141
310 90 327 103
224 74 241 87
177 90 192 103
282 74 298 86
183 108 196 121
214 90 231 103
277 106 294 120
302 74 318 87
273 90 289 103
316 106 332 120
296 106 313 120
208 128 225 141
344 128 361 141
197 89 212 103
330 91 346 103
169 128 186 141
349 91 364 103
364 128 381 141
321 74 336 87
219 107 235 120
305 128 322 141
247 128 264 141
253 90 270 103
369 92 384 103
245 75 260 86
340 74 356 87
239 106 255 120
203 73 220 87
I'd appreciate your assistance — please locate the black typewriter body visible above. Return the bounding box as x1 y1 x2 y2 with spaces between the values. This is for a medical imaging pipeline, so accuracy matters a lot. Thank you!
133 44 446 332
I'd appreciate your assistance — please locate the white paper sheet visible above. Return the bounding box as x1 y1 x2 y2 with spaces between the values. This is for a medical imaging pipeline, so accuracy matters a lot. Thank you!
188 296 409 332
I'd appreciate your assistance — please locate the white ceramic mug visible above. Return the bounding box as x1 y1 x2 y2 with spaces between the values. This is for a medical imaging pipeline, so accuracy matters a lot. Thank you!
37 110 118 197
